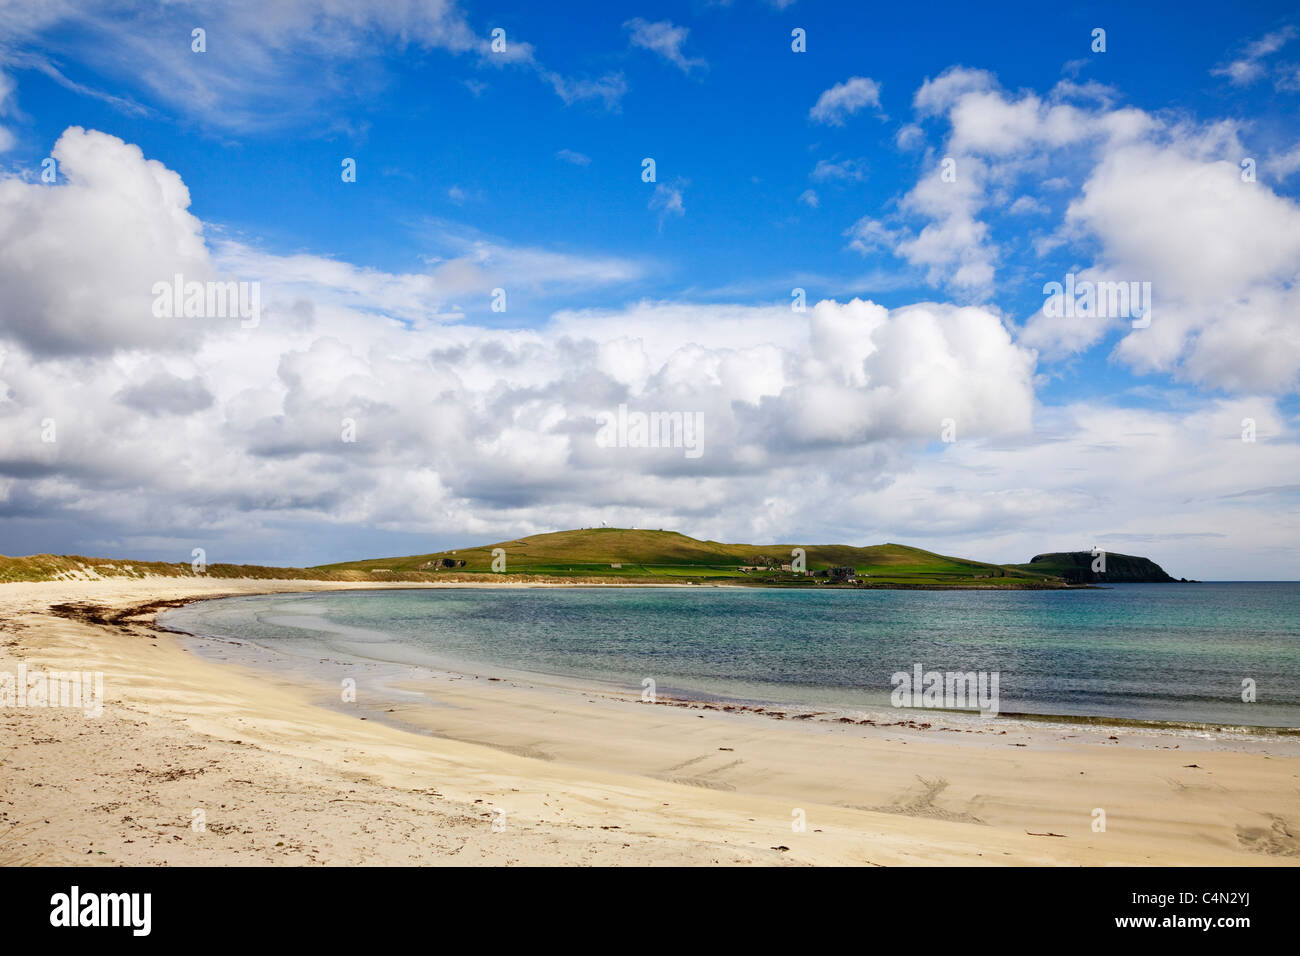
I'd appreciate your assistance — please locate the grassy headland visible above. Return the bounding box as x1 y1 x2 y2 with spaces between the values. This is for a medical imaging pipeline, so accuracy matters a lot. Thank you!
316 528 1087 588
3 528 1185 588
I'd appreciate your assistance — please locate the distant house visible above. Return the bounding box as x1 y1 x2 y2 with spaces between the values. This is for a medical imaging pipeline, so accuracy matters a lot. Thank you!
610 563 622 569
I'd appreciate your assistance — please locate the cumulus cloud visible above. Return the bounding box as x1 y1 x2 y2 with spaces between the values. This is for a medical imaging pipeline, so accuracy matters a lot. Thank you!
0 127 214 356
913 66 994 116
114 367 214 416
809 76 882 125
860 67 1300 391
849 155 996 297
1024 128 1300 391
2 86 1297 577
0 293 1039 553
0 127 1054 561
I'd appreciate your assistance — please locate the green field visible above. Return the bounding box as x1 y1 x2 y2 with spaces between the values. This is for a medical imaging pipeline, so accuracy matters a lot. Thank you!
0 554 416 584
314 528 1075 588
4 528 1173 588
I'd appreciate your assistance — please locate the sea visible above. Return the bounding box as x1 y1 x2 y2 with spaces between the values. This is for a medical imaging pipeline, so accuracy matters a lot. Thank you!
158 583 1300 733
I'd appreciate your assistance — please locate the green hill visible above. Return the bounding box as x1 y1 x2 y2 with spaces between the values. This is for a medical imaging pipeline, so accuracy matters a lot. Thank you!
315 527 1072 588
1006 551 1183 584
2 530 1187 588
0 553 415 584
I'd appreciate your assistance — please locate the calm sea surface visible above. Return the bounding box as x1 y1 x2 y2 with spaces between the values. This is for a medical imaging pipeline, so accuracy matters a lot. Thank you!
160 583 1300 730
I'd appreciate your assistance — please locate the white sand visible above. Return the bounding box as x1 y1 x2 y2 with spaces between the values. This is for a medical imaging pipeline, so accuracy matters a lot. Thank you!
2 578 1297 866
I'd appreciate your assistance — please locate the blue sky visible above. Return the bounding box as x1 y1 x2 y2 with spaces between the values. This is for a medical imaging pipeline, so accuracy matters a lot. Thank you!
12 1 1296 321
1 1 1299 577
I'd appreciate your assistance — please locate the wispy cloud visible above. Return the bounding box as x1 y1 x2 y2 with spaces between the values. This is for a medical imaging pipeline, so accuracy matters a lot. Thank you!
811 157 868 182
545 71 628 110
648 179 687 227
556 148 592 166
2 0 627 133
624 18 706 75
1211 26 1297 87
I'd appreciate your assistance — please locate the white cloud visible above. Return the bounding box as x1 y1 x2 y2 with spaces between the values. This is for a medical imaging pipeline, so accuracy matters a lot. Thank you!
809 76 882 125
1008 195 1048 215
556 149 591 166
624 18 705 74
2 0 622 129
810 157 867 182
0 293 1038 546
0 127 1055 559
545 71 628 110
895 123 925 150
860 69 1300 391
1042 132 1300 391
0 70 22 152
649 180 686 223
850 155 996 297
0 127 213 356
1267 143 1300 179
860 398 1300 579
945 90 1091 156
1211 27 1297 86
913 66 994 116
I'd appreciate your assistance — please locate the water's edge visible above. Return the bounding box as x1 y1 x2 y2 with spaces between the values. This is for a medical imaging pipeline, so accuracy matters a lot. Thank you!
157 585 1300 740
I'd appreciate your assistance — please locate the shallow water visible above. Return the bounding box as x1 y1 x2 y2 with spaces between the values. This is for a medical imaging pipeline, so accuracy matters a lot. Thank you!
160 583 1300 730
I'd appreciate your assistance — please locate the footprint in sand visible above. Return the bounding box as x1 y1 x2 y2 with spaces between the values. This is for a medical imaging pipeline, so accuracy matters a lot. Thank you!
1235 814 1300 857
659 754 744 791
855 775 985 825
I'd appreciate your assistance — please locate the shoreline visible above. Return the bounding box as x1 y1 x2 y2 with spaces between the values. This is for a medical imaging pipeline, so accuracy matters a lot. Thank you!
3 578 1298 866
162 585 1300 740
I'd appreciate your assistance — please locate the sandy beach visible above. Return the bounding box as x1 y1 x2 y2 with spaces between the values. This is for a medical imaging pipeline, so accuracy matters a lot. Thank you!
2 578 1298 866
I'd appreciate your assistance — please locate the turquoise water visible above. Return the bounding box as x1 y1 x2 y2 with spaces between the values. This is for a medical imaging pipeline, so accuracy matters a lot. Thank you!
160 583 1300 730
